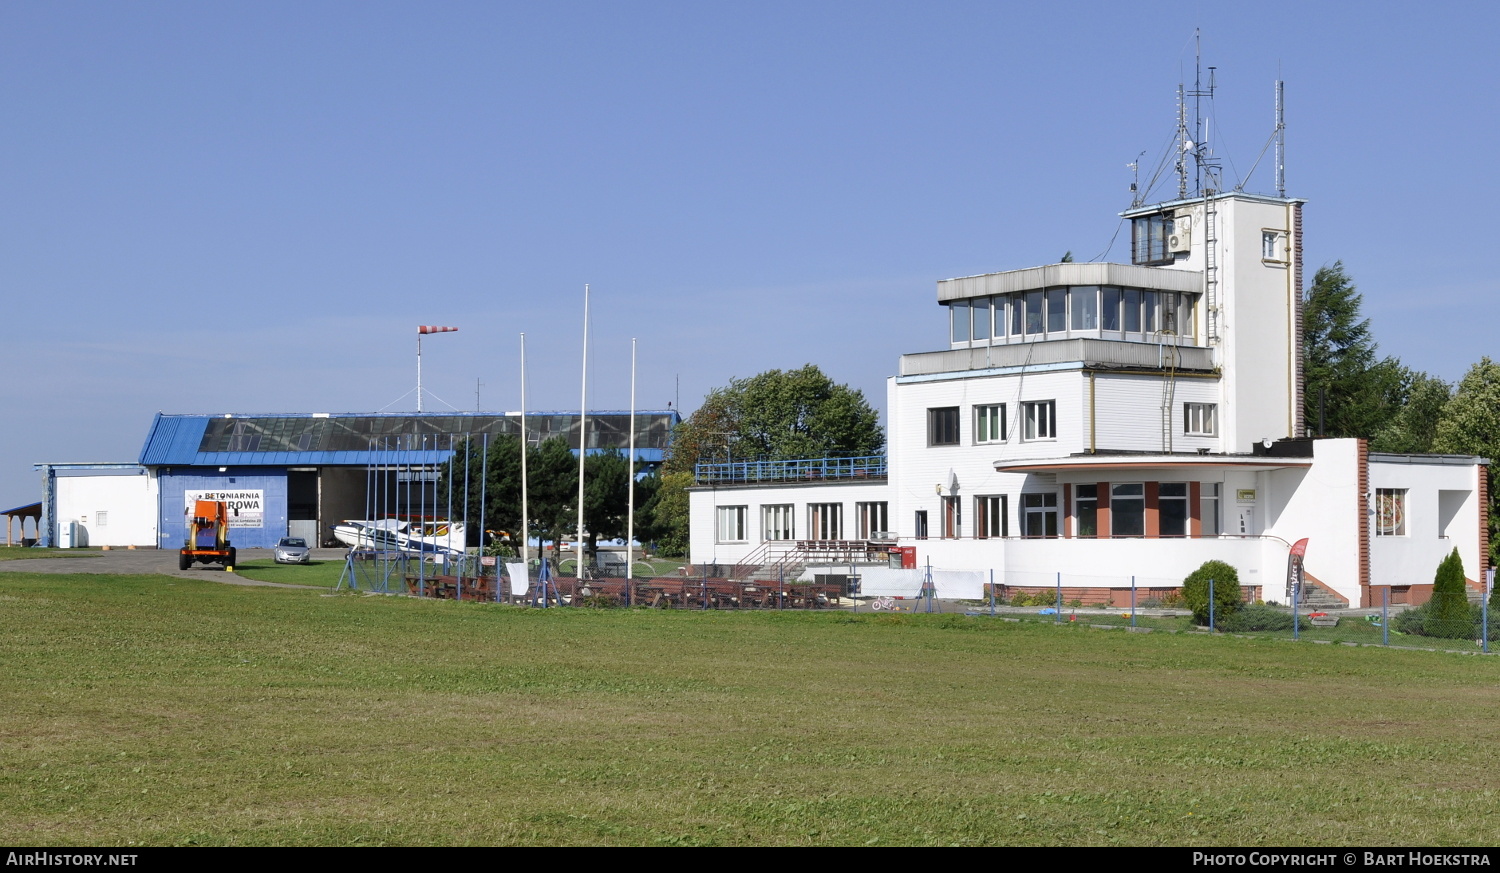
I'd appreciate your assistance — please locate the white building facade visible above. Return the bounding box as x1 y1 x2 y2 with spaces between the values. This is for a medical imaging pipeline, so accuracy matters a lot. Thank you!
691 193 1490 607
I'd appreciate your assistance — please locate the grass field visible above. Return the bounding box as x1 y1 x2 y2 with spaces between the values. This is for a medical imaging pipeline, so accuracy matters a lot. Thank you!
1 570 1497 846
230 556 689 589
0 548 99 563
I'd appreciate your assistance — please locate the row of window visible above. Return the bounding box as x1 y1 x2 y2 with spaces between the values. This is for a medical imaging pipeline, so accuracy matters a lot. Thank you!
919 483 1224 539
717 502 889 543
948 287 1197 345
928 402 1055 446
719 485 1416 544
927 401 1216 446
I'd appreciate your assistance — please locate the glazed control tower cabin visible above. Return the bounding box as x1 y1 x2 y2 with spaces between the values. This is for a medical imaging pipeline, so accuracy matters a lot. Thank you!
690 191 1489 608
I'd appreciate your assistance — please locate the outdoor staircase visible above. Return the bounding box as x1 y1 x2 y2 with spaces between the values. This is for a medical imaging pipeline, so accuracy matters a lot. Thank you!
1298 584 1348 610
707 540 889 584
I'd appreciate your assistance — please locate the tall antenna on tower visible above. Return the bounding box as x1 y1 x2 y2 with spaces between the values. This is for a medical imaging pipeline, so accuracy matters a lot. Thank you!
1175 83 1189 199
1275 79 1286 197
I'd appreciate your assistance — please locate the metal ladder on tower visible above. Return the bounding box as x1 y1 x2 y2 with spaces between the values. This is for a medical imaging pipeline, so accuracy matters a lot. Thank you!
1203 197 1220 344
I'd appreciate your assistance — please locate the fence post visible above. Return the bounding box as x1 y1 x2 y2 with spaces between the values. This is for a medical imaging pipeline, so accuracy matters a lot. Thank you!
989 569 995 617
1484 585 1490 655
1209 578 1215 632
1131 575 1137 628
1055 572 1061 624
1382 586 1389 647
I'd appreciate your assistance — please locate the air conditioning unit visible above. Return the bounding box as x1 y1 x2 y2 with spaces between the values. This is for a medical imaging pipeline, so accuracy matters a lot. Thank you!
1169 214 1193 252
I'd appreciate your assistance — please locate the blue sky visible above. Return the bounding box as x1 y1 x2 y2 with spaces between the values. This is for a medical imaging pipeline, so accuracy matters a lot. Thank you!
3 1 1496 504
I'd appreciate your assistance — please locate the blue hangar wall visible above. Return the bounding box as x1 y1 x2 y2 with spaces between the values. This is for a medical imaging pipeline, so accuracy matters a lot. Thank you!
157 467 288 550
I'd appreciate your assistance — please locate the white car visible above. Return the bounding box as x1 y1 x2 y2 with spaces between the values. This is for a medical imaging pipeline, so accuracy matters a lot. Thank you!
274 537 312 564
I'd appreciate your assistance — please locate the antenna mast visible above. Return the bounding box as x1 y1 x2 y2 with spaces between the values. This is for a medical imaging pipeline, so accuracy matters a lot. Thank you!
1275 79 1286 198
1175 83 1189 200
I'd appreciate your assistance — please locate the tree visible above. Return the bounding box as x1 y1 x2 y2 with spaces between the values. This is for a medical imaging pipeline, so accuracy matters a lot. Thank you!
1426 547 1471 639
641 471 692 557
1371 370 1452 454
657 365 883 558
1181 559 1242 626
1433 357 1500 565
665 364 883 473
1302 263 1406 438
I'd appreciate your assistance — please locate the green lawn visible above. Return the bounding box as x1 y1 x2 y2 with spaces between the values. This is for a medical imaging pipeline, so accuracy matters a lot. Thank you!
231 558 346 588
0 547 99 562
1 570 1496 846
979 608 1485 651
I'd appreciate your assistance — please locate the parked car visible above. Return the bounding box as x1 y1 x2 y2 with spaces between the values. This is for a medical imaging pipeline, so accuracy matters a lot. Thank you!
274 537 311 564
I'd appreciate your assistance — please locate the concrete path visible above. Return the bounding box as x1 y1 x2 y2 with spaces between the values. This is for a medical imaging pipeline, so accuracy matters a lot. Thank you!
0 548 343 588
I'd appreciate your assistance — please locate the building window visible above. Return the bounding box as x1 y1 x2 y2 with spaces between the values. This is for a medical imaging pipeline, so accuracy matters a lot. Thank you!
975 404 1005 444
975 495 1008 539
971 298 991 341
928 407 960 446
1132 214 1174 265
1262 230 1287 262
1202 483 1220 536
1024 290 1045 336
949 301 970 344
1023 401 1056 441
1021 493 1058 538
96 511 109 527
1070 287 1099 330
1046 288 1067 333
1111 484 1144 537
1159 483 1188 537
1376 489 1407 537
857 502 889 539
762 504 794 541
1074 485 1097 537
717 506 748 543
808 503 843 540
914 510 928 540
1184 403 1217 436
941 496 961 538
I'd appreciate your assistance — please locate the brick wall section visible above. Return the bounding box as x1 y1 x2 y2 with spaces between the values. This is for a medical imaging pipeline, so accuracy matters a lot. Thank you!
1358 439 1372 606
1481 465 1491 581
1292 202 1305 437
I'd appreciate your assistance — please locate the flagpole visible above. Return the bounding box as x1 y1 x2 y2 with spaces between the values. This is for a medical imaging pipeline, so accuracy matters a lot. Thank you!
627 337 636 582
520 332 530 565
416 333 422 413
575 285 590 577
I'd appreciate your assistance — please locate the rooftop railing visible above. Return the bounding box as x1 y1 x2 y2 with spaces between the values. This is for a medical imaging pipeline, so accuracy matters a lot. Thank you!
694 455 888 485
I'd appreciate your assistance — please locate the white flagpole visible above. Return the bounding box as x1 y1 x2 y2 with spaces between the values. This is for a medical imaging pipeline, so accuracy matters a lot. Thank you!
627 337 637 581
627 339 639 585
520 332 529 565
416 333 423 413
575 285 590 577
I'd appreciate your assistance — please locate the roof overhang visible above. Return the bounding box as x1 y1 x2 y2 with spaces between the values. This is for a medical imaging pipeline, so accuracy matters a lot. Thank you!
937 262 1202 302
995 454 1312 474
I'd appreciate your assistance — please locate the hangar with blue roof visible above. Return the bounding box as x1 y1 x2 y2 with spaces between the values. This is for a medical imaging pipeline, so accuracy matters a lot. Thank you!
36 410 678 549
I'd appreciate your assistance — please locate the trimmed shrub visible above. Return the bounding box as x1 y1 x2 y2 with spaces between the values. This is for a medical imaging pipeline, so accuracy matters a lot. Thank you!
1427 548 1472 639
1182 560 1243 626
1219 603 1307 633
